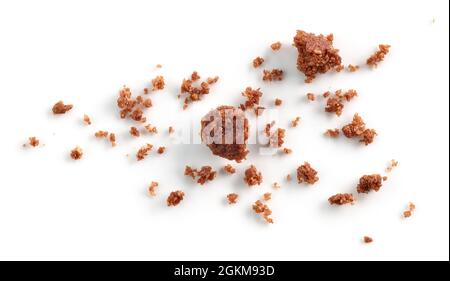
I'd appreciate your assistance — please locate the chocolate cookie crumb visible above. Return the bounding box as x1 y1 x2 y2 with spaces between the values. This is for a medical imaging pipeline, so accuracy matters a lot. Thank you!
306 93 315 101
272 182 281 189
151 75 165 91
325 96 344 116
95 130 108 138
252 200 273 223
357 174 383 193
359 128 377 145
148 181 158 197
363 236 373 243
282 148 293 154
70 146 83 160
297 162 319 184
136 143 153 161
83 114 91 125
293 30 342 83
286 174 292 181
386 159 399 172
241 87 263 110
117 86 149 122
328 193 355 205
262 69 284 81
157 147 166 154
180 72 219 109
227 193 238 204
201 105 249 162
274 98 283 106
109 133 117 147
28 137 40 147
253 57 265 68
244 165 263 186
322 91 331 98
167 190 184 206
184 165 217 185
191 71 200 81
366 44 391 67
347 64 360 72
223 164 236 174
168 126 174 134
52 101 73 114
130 126 140 137
263 192 272 201
270 41 282 51
325 128 340 137
144 124 158 134
291 116 301 127
342 113 377 145
403 202 416 218
156 64 162 68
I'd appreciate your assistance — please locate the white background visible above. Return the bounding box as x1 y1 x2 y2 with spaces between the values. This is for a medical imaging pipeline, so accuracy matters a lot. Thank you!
0 0 448 261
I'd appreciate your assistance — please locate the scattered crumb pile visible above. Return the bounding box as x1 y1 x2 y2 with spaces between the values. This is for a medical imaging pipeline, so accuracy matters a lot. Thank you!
180 71 219 109
252 200 273 223
262 69 284 81
366 44 391 67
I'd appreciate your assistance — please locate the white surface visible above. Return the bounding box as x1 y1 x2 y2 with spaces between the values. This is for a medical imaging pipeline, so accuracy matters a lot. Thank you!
0 0 448 261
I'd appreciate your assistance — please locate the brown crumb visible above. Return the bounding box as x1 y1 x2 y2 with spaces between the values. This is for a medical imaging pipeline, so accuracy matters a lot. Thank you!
322 91 331 98
157 146 166 154
201 105 249 162
70 146 83 160
240 87 263 111
167 190 184 206
142 98 152 108
325 96 344 116
244 165 263 186
117 86 151 122
136 143 153 161
342 113 377 145
342 89 358 101
347 64 360 72
83 114 91 125
148 181 159 197
223 164 236 174
130 126 140 137
262 69 284 81
403 202 416 218
252 56 265 68
291 116 301 128
282 148 293 154
207 76 220 85
95 130 109 138
272 182 281 189
143 88 149 95
363 236 373 243
286 174 292 181
263 192 272 201
274 98 283 106
264 121 275 137
184 165 217 185
52 101 73 114
324 128 340 137
227 193 238 204
151 75 165 91
386 159 399 172
109 133 116 147
144 124 158 134
383 176 388 181
328 193 355 205
252 200 273 223
270 41 282 51
191 71 200 81
306 93 315 101
297 162 319 184
28 137 40 147
366 44 391 67
335 64 344 72
293 30 342 83
357 174 383 193
168 126 174 134
156 64 162 69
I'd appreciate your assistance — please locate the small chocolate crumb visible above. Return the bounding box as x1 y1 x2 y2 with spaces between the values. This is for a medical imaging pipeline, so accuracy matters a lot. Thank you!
270 41 282 51
253 57 265 68
157 147 166 154
324 128 340 137
28 137 40 147
130 126 140 137
347 64 360 72
386 159 399 173
363 236 373 243
252 200 273 223
291 116 301 128
223 164 236 174
262 69 284 81
328 193 355 205
136 143 153 161
109 133 117 147
70 146 83 160
167 190 184 206
227 193 238 204
244 165 263 186
52 101 73 114
168 126 174 134
148 181 159 197
83 114 91 125
366 44 391 67
306 93 315 101
272 182 281 189
282 148 293 154
357 174 383 194
144 124 158 134
263 192 272 201
95 130 108 138
274 98 283 106
151 75 165 91
297 162 319 185
184 165 217 185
